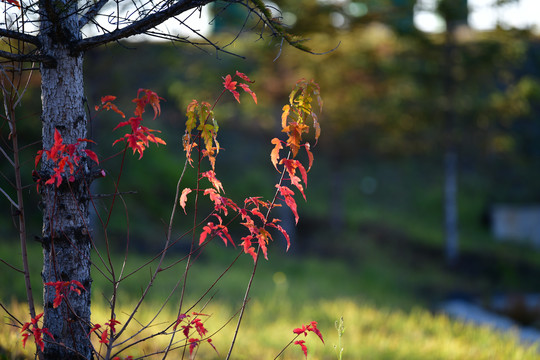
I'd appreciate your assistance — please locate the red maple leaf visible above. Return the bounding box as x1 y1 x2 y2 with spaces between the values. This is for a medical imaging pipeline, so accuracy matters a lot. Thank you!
199 221 234 247
240 235 257 262
268 219 291 251
44 280 86 309
223 72 257 104
188 338 199 356
20 313 54 352
308 321 324 344
201 170 224 193
295 340 308 359
107 89 166 159
277 185 299 224
223 75 240 103
35 129 99 189
99 328 109 344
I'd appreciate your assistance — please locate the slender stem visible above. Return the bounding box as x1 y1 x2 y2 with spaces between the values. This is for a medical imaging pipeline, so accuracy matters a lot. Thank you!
226 152 291 359
162 87 228 359
5 82 40 359
273 333 300 359
0 185 19 208
225 247 261 360
104 143 128 229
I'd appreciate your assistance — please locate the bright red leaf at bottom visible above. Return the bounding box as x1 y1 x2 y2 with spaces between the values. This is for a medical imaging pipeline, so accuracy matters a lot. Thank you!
20 313 54 352
292 321 325 358
295 340 308 358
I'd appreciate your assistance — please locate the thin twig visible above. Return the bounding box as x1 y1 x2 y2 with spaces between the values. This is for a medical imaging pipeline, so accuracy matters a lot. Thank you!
0 185 19 209
225 151 291 359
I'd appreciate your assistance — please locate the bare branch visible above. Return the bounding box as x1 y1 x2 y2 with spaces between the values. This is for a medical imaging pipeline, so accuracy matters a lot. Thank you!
73 0 214 51
0 49 56 66
0 185 19 209
0 29 41 46
79 0 110 28
0 144 14 167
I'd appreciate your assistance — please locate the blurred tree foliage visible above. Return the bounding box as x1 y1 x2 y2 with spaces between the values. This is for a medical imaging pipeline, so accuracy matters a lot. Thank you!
3 0 540 251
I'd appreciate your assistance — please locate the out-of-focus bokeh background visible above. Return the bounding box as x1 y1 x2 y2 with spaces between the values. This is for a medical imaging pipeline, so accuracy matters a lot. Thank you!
3 0 540 358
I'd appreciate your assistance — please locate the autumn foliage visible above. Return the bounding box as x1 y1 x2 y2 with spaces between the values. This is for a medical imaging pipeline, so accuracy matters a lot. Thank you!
23 73 323 358
34 129 99 188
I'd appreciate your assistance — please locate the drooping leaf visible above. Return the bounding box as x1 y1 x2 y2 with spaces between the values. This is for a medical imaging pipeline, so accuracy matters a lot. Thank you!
277 185 299 224
309 321 325 344
235 71 253 83
270 138 282 170
84 150 99 164
281 105 290 128
238 83 258 104
304 142 314 171
272 221 291 251
223 75 240 103
201 170 224 193
99 96 125 118
240 235 257 262
179 188 192 214
294 340 308 359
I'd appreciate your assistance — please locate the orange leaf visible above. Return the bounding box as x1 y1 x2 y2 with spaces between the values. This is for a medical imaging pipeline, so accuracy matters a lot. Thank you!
179 188 192 214
270 138 282 170
290 175 306 201
281 105 290 128
201 170 224 193
304 143 314 171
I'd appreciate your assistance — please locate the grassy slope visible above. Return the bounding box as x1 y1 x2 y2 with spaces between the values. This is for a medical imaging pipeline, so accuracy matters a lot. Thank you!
2 230 540 359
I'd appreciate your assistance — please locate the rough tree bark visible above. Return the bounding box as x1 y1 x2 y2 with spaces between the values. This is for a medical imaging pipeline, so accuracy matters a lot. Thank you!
38 4 93 358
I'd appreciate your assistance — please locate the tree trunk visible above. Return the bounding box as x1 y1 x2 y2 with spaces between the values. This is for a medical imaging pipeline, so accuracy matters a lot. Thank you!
39 6 93 359
444 149 458 265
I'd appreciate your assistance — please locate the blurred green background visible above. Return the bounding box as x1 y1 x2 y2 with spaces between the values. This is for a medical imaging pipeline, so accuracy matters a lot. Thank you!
3 0 540 358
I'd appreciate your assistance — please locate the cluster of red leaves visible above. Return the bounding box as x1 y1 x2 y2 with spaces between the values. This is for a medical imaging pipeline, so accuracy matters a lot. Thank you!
271 79 322 224
34 129 99 188
21 313 54 352
44 280 85 308
181 167 289 261
223 71 257 104
180 75 321 263
96 89 166 159
89 318 121 345
293 321 325 359
173 312 217 357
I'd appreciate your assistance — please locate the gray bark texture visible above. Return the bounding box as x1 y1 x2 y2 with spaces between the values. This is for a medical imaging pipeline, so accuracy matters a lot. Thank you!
39 5 93 359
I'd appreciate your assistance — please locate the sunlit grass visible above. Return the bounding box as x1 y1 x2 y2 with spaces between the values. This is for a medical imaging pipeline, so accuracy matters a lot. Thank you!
1 297 538 359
